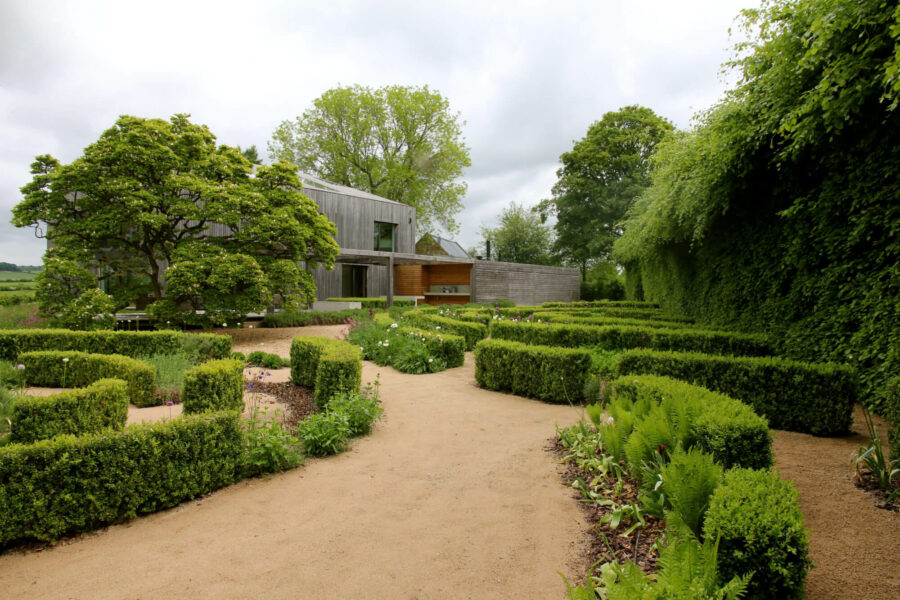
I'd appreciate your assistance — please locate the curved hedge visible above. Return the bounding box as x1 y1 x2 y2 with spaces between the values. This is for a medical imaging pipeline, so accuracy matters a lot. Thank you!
474 339 592 403
615 349 856 436
10 378 129 444
182 358 245 414
0 329 231 362
402 310 488 350
290 337 362 407
18 350 157 408
705 468 811 600
491 320 772 356
0 411 243 547
398 327 466 368
609 375 773 470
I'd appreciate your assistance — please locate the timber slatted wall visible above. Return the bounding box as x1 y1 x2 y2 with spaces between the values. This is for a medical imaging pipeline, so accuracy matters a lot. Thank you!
302 188 415 253
472 262 579 305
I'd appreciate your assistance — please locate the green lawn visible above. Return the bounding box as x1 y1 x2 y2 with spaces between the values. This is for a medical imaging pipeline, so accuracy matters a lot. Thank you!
0 270 39 282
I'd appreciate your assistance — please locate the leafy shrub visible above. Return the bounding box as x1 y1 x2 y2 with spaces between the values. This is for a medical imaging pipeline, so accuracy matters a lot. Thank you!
474 339 593 403
296 411 351 457
654 447 723 539
325 297 415 308
0 411 243 546
402 310 488 350
0 329 231 362
230 351 246 361
181 358 245 414
10 379 128 444
243 407 303 477
326 388 384 437
615 349 856 436
398 327 465 369
261 308 375 327
491 320 772 356
388 334 446 374
704 468 811 600
51 288 117 331
247 350 266 365
246 350 287 369
18 350 156 407
885 375 900 451
611 375 773 470
289 337 362 407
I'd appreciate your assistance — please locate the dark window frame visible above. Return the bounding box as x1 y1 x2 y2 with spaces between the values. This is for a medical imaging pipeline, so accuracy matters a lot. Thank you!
374 221 396 252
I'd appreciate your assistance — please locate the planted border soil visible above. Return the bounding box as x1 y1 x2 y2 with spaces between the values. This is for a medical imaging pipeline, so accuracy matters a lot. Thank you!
248 381 317 431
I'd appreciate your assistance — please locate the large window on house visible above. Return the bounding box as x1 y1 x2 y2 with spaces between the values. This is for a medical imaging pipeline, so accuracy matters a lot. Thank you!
374 221 396 252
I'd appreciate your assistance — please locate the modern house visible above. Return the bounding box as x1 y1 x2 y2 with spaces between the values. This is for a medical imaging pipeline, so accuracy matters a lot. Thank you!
297 173 579 306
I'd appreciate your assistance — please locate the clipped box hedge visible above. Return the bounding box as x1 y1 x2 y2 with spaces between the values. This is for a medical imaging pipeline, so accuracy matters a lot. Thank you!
541 300 660 309
290 337 362 407
704 468 811 600
402 310 488 350
0 329 231 362
325 297 415 308
474 339 592 403
535 311 703 331
10 378 129 444
616 349 856 436
547 306 695 323
19 350 157 408
610 375 773 470
491 320 772 356
398 327 466 368
0 411 243 546
182 358 245 414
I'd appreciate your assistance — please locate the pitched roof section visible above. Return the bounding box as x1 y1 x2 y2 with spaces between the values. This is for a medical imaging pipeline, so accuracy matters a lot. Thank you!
417 233 470 258
296 171 404 205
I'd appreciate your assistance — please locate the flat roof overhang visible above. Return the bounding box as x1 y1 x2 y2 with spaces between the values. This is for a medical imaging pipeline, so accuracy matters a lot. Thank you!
335 249 475 266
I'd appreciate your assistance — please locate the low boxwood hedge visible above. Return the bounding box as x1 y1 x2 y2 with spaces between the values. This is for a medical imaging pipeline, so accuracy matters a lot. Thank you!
491 321 772 356
325 297 416 308
0 411 243 547
290 337 362 407
610 375 773 470
402 310 488 350
544 306 695 323
10 378 129 444
704 468 811 600
615 349 856 436
182 359 245 414
535 312 705 331
541 300 660 309
474 339 592 403
398 327 466 368
18 350 157 408
0 329 231 362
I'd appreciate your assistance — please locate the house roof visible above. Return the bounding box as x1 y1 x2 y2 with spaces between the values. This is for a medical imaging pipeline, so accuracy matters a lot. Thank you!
432 235 470 258
296 171 405 205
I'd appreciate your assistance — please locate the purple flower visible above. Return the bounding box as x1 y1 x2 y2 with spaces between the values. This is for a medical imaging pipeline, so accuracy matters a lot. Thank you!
16 364 24 371
166 401 174 406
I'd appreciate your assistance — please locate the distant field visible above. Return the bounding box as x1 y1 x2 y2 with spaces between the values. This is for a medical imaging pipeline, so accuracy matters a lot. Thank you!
0 281 37 292
0 270 39 282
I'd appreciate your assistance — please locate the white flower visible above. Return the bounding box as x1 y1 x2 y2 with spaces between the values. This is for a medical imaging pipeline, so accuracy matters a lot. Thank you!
222 322 227 327
62 357 70 363
390 323 398 328
383 342 389 347
428 358 433 363
435 326 441 330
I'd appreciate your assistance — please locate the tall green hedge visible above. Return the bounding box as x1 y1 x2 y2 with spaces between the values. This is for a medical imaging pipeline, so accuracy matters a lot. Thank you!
491 320 772 356
705 468 811 600
474 339 592 403
0 411 243 546
0 329 231 362
19 350 157 408
182 359 245 414
616 349 856 436
402 310 488 350
10 379 129 444
289 337 362 407
398 327 466 368
610 375 773 470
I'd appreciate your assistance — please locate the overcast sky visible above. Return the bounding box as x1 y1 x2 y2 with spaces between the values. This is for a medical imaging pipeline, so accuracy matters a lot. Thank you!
0 0 753 265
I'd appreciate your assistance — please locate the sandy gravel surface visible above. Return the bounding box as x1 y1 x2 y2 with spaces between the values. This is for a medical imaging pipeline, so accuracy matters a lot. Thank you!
225 324 348 357
0 353 587 599
773 405 899 600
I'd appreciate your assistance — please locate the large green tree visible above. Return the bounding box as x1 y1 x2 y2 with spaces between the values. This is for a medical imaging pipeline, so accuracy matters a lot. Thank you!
479 202 556 265
268 84 471 233
614 0 900 411
539 105 674 278
13 114 339 326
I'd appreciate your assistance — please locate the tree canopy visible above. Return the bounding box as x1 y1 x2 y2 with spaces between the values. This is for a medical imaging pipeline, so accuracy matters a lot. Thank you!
479 202 556 265
13 114 339 327
268 84 471 233
538 105 673 277
614 0 900 408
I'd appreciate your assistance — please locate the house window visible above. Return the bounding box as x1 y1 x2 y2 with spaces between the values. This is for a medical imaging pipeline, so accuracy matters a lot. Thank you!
342 265 367 297
374 221 396 252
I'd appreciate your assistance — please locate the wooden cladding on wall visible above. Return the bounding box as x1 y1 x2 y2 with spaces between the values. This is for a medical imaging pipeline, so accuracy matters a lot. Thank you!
472 262 579 305
303 188 415 253
394 265 424 296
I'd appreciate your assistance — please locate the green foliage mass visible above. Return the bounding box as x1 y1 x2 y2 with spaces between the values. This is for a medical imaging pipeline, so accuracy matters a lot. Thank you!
539 105 674 277
401 309 488 350
10 379 128 444
13 114 339 327
289 337 362 407
615 348 856 436
181 359 245 414
614 0 900 409
269 84 471 233
478 201 557 265
0 411 244 546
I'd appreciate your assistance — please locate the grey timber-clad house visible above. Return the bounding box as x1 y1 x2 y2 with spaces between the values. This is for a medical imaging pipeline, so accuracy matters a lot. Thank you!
297 173 579 306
